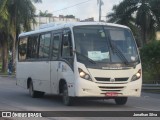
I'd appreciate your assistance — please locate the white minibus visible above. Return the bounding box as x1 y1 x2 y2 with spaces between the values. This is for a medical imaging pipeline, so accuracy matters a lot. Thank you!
16 22 142 105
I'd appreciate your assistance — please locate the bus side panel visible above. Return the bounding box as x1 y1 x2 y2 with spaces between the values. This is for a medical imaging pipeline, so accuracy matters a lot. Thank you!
57 61 75 97
16 61 51 93
16 62 29 89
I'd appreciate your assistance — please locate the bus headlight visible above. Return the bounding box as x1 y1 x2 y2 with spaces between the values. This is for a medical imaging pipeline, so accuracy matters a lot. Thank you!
131 69 141 82
78 68 92 81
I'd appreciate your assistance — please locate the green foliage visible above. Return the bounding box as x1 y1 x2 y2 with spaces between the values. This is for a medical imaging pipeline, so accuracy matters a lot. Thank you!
0 0 43 72
32 0 42 3
0 0 8 20
39 10 53 17
140 41 160 83
0 62 2 72
65 15 75 18
107 0 160 47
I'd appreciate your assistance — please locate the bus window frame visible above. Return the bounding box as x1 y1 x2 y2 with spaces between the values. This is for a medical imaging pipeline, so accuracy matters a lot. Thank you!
61 28 73 58
51 30 63 61
58 28 74 70
18 36 28 62
38 32 52 61
26 34 39 61
18 31 52 62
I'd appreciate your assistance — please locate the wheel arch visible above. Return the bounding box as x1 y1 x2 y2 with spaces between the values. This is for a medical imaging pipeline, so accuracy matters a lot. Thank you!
27 77 32 89
59 79 67 94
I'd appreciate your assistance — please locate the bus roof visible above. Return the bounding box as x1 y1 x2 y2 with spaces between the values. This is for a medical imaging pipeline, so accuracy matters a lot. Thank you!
19 22 130 37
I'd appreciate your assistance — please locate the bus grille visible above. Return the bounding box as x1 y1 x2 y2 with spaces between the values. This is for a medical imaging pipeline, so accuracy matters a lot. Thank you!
95 77 129 82
95 77 110 81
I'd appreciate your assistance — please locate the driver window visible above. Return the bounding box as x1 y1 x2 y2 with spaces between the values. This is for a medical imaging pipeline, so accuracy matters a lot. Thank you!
62 30 73 58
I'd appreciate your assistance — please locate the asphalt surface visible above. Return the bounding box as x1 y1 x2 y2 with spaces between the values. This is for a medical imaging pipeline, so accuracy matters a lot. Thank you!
0 76 159 120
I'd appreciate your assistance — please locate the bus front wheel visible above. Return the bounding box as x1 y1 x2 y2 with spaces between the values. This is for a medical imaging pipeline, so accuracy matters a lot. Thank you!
115 97 128 105
29 81 44 98
62 84 73 106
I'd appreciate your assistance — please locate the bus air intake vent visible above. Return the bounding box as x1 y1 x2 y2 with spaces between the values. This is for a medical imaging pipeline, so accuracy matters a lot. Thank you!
98 86 125 93
95 77 110 82
95 77 129 82
115 78 129 82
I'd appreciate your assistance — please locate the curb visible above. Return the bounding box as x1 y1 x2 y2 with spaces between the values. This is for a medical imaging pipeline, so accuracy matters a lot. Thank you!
0 75 15 78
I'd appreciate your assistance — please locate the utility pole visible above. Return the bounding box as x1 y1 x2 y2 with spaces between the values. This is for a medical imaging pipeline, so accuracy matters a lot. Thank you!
98 0 104 22
99 0 101 22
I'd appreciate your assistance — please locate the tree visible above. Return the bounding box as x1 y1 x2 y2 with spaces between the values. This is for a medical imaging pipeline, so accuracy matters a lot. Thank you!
39 10 53 17
0 0 42 73
141 41 160 83
65 15 75 18
107 0 160 47
0 0 9 72
0 31 8 73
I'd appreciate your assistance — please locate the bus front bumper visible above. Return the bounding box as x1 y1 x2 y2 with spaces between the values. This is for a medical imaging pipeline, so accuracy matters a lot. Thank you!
75 79 142 97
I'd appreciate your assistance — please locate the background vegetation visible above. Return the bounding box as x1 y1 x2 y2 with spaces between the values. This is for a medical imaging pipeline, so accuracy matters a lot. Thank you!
107 0 160 83
0 0 42 73
140 41 160 84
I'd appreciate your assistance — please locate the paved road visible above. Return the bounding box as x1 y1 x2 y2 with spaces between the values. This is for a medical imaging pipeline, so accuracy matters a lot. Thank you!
0 76 159 120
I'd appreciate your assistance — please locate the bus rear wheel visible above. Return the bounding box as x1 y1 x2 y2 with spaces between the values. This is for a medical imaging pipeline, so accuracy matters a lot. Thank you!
62 84 73 106
115 97 128 105
29 81 44 98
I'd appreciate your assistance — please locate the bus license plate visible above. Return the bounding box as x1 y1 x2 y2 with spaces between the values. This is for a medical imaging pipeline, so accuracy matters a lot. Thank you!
106 92 118 97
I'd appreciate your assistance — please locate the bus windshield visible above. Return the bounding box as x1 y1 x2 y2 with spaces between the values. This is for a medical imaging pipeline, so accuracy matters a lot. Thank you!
74 25 139 66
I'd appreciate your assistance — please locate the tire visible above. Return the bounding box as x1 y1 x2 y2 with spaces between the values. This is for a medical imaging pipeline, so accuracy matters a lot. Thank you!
62 84 73 106
29 81 45 98
115 97 128 105
36 91 45 98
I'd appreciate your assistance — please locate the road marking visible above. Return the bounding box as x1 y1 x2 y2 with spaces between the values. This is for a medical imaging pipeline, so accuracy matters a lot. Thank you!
133 106 160 111
143 96 149 98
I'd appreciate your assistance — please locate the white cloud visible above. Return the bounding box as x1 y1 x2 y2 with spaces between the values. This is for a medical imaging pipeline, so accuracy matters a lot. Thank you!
34 0 122 21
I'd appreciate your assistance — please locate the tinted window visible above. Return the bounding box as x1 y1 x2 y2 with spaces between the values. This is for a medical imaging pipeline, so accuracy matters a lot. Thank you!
51 34 61 60
27 35 39 59
39 33 51 59
62 31 73 58
18 37 28 61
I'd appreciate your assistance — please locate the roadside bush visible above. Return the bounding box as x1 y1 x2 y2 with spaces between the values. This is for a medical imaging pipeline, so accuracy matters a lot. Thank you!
0 62 2 72
140 41 160 84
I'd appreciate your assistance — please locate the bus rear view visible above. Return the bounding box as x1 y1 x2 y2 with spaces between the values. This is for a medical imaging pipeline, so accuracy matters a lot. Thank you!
73 24 142 105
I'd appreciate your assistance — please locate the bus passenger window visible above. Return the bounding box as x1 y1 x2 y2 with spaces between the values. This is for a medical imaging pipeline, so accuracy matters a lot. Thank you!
27 36 39 59
39 33 51 59
52 34 60 60
18 37 28 61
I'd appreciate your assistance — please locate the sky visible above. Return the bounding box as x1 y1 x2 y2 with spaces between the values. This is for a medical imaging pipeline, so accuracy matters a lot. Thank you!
34 0 122 21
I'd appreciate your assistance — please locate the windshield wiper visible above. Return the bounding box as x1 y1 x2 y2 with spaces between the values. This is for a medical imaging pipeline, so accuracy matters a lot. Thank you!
101 26 129 65
74 51 97 64
110 42 129 65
